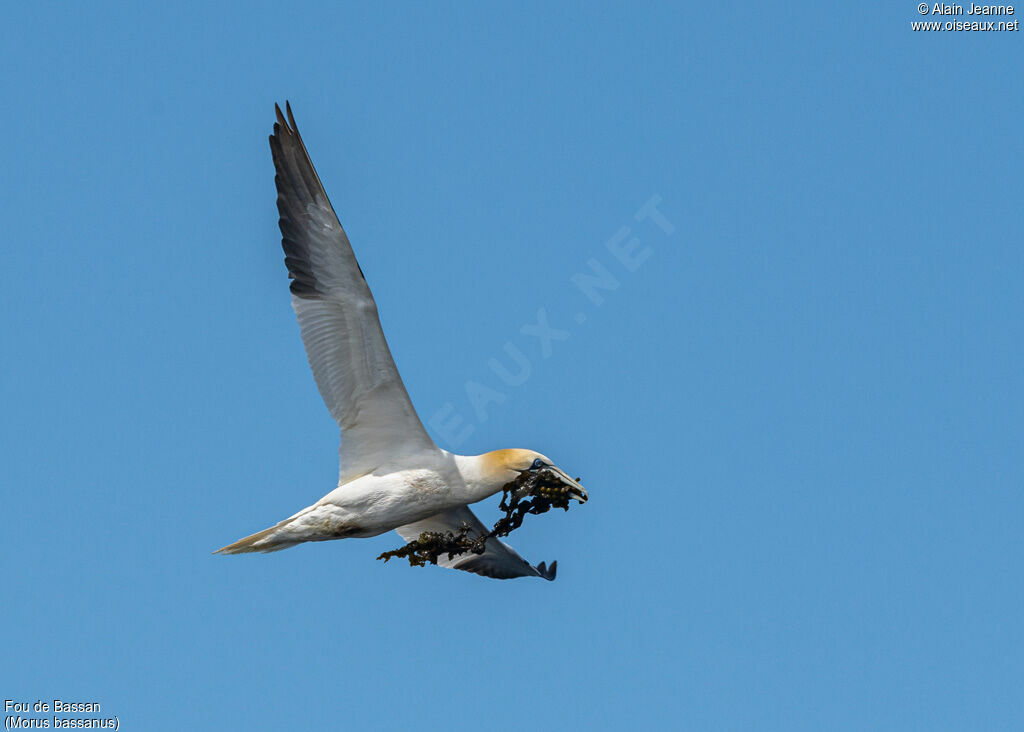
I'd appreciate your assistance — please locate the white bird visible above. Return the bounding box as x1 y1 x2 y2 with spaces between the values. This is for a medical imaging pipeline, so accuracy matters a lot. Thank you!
215 103 587 580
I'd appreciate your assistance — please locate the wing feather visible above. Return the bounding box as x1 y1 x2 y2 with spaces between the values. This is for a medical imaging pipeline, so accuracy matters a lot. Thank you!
269 103 434 480
396 507 557 581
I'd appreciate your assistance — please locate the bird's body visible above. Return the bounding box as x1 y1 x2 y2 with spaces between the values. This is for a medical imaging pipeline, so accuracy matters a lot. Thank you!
219 449 511 547
215 103 586 580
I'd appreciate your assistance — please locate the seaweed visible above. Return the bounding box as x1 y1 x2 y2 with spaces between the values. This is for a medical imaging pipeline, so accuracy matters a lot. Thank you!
489 469 577 537
376 469 583 567
376 523 487 567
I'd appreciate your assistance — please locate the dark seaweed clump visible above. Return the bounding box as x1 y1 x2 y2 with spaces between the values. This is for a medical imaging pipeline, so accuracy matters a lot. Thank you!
376 470 581 567
376 523 487 567
489 469 575 537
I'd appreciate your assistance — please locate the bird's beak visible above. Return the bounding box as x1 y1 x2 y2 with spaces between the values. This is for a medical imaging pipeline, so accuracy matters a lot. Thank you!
547 466 588 503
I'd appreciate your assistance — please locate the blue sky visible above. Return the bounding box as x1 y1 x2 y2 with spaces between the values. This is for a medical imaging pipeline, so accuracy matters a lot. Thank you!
2 2 1022 729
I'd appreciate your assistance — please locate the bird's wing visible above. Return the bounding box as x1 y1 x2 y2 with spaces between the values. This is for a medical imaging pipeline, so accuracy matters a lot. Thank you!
269 103 435 481
396 506 557 581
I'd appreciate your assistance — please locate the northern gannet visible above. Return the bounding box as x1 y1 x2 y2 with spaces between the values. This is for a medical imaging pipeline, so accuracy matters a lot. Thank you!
215 103 587 580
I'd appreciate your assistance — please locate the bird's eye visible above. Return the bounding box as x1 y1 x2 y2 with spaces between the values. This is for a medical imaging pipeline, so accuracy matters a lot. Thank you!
531 458 545 470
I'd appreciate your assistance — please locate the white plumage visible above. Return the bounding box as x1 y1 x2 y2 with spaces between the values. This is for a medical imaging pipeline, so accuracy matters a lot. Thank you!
215 104 586 580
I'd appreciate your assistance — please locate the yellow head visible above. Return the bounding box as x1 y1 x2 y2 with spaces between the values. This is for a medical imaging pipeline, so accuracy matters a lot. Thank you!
479 449 588 502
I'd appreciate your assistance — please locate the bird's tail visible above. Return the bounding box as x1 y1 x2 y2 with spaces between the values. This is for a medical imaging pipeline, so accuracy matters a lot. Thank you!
214 512 309 555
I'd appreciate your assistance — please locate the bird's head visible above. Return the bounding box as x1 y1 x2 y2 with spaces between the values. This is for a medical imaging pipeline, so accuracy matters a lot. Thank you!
481 449 588 503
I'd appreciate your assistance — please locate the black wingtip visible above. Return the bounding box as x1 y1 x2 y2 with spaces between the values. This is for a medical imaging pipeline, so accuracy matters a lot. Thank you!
273 101 300 138
537 560 557 581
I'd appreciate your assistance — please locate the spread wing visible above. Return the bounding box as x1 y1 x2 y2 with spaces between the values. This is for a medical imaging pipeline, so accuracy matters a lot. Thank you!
269 103 435 481
396 506 557 581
